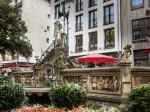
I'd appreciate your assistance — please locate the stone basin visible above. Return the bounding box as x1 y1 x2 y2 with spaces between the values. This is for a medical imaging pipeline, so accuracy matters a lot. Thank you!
24 87 51 96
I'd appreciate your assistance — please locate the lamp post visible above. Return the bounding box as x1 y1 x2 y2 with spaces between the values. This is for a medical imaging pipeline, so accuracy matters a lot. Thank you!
58 0 70 57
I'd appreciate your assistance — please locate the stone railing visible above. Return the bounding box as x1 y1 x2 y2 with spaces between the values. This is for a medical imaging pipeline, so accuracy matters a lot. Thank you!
60 67 122 106
131 67 150 87
11 71 33 86
61 67 121 94
58 65 150 107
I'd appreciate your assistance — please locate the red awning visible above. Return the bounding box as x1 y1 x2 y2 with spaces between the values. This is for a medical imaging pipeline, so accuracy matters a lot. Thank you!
3 63 32 68
144 48 150 53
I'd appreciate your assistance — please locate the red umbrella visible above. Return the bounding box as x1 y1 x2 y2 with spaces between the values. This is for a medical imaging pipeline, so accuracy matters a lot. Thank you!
144 48 150 53
75 53 118 66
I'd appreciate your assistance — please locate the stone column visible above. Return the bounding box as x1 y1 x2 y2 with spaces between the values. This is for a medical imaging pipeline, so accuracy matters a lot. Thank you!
119 45 132 112
54 45 63 59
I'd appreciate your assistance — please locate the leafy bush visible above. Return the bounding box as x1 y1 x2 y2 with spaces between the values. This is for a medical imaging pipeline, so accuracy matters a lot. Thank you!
49 83 87 109
129 83 150 112
0 75 10 83
0 82 25 110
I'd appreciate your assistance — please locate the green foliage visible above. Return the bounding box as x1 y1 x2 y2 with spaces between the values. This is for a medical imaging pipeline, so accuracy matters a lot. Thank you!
0 0 33 59
99 105 119 112
0 75 10 83
83 101 99 110
49 83 87 109
129 83 150 112
0 82 25 110
42 80 52 87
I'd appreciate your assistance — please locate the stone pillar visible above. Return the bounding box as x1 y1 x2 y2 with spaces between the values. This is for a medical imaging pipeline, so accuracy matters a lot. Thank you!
54 45 66 85
87 74 92 92
119 45 132 112
55 67 64 85
54 45 63 59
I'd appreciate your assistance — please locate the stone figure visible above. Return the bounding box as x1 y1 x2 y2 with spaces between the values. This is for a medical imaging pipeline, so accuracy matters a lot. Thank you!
112 76 118 91
54 20 63 46
103 77 109 90
34 56 41 68
120 44 132 61
92 76 97 90
98 77 104 90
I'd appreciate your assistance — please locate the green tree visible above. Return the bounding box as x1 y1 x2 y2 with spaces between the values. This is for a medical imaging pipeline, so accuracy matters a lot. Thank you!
0 0 33 60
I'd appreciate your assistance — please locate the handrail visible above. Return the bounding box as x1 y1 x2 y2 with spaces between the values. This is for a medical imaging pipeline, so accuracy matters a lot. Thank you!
41 41 55 59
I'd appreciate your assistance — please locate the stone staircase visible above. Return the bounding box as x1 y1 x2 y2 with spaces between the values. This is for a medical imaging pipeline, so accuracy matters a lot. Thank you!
40 41 55 61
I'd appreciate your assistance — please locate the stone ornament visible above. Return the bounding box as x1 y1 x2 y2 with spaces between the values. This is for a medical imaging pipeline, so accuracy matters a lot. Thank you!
120 44 132 61
90 76 119 92
63 76 82 85
54 20 63 46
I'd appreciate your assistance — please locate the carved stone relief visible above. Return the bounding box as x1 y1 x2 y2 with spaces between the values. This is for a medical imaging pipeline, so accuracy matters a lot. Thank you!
14 75 32 85
132 76 150 87
90 75 119 92
63 76 82 86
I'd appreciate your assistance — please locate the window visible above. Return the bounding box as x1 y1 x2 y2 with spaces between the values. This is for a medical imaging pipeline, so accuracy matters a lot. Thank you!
89 10 97 28
76 14 83 31
46 38 49 43
104 0 110 2
104 4 114 25
132 18 150 41
89 0 97 7
131 0 144 9
76 0 83 12
16 0 22 3
55 0 60 2
47 26 50 31
75 35 83 52
15 0 22 7
134 50 149 67
104 28 115 48
47 14 50 19
55 4 60 19
89 32 97 51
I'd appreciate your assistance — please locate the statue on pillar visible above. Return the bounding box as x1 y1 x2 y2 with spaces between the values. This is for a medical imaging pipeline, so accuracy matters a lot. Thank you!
120 44 132 61
54 20 63 46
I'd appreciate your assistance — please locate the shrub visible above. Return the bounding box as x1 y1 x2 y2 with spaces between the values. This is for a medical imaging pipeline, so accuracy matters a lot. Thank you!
129 83 150 112
0 75 10 83
49 83 87 109
0 82 25 110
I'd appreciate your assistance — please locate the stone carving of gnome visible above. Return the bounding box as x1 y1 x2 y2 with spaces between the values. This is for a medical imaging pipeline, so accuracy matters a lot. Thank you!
120 44 132 61
54 20 63 46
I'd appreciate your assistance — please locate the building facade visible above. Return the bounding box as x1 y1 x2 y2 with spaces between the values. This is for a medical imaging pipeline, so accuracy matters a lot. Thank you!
9 0 50 63
121 0 150 66
50 0 121 61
